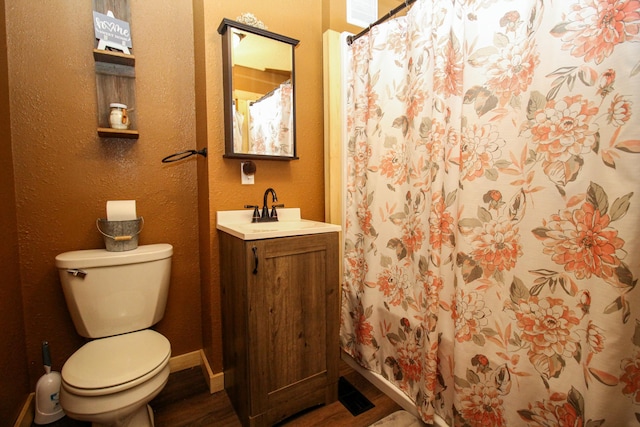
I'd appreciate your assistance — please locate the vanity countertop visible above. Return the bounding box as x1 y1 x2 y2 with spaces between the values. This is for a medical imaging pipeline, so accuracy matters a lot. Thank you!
216 208 341 240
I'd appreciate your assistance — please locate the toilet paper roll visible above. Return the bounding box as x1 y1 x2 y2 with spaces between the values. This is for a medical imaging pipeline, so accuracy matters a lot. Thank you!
106 200 137 221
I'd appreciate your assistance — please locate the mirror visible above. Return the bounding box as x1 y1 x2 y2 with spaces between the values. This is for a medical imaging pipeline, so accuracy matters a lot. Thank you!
218 18 299 160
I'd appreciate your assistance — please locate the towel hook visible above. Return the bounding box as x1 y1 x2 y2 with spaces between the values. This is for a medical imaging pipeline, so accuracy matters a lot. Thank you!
161 147 207 163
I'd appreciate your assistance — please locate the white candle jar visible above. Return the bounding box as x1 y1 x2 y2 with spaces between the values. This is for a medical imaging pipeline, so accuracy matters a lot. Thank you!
109 103 130 130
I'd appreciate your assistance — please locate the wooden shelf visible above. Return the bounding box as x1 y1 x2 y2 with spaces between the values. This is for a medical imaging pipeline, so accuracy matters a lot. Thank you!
93 0 137 139
97 127 139 139
93 49 135 66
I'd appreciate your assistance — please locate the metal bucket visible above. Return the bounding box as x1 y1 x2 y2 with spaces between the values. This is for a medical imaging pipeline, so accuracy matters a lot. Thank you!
96 217 144 252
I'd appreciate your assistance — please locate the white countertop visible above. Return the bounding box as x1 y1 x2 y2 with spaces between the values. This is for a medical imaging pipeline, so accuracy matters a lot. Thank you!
216 208 341 240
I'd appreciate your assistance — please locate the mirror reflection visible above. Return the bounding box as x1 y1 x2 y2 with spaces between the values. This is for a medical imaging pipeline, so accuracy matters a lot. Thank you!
219 19 299 160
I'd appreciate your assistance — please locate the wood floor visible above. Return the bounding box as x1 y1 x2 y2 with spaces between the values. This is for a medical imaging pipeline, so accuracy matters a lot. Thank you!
152 361 403 427
41 361 404 427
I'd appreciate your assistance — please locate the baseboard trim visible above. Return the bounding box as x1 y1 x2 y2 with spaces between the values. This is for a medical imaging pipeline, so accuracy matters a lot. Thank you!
169 349 202 373
14 349 224 427
13 393 33 427
199 349 224 394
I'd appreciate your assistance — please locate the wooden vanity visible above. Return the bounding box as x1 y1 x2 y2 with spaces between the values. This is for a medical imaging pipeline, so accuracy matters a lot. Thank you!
218 225 340 426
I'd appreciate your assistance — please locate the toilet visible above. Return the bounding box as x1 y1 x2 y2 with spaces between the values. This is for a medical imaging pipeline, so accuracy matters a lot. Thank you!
54 243 173 427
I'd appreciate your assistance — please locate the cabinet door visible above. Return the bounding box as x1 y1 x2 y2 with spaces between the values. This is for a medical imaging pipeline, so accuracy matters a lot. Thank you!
246 233 339 424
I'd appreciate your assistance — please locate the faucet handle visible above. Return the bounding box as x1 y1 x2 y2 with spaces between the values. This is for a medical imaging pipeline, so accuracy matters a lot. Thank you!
270 204 285 220
244 205 260 223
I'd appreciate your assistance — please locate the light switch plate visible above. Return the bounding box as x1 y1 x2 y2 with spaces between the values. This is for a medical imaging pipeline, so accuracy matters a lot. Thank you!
241 162 254 185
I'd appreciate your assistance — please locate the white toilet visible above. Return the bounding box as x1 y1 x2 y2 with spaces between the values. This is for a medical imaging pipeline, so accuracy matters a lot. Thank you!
54 243 173 427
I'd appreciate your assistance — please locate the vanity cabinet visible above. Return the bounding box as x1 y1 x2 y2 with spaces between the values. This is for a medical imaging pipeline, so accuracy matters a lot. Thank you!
219 231 340 427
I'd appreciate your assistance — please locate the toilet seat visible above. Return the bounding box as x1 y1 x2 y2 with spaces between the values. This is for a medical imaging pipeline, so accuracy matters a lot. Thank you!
62 329 171 397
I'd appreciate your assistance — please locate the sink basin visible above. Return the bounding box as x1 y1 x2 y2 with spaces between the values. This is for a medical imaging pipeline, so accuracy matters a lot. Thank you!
217 208 341 240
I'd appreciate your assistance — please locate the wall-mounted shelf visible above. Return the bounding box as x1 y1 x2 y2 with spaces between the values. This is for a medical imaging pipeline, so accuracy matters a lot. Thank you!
97 127 139 139
93 49 135 66
93 0 137 140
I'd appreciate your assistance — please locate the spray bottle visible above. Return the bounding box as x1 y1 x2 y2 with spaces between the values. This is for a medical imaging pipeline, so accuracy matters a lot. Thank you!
34 341 65 425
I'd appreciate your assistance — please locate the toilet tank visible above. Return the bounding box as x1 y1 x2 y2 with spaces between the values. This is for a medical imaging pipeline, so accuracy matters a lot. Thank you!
55 244 173 338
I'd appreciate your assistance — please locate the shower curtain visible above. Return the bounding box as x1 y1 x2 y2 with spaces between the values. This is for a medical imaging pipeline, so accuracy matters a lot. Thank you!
248 81 294 156
340 0 640 425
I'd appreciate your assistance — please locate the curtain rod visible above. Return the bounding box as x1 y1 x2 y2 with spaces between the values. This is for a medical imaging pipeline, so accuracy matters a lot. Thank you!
251 79 291 105
346 0 417 45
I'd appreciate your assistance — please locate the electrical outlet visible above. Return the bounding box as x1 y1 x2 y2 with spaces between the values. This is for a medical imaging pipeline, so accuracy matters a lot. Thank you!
241 162 254 185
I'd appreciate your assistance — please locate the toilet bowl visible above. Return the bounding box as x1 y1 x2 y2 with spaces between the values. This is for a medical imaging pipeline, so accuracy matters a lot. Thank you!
55 244 173 427
60 330 171 426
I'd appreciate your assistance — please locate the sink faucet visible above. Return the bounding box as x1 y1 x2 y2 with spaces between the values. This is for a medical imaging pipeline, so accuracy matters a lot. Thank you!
262 188 278 220
245 188 283 223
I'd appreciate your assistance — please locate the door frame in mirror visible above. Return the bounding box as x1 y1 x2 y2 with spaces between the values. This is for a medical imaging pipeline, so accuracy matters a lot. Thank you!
218 18 300 161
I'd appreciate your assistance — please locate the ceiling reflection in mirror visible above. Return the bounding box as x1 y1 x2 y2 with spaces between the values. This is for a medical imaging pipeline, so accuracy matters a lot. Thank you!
218 19 299 160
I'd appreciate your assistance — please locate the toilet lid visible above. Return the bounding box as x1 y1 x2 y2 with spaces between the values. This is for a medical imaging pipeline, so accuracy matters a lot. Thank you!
62 329 171 390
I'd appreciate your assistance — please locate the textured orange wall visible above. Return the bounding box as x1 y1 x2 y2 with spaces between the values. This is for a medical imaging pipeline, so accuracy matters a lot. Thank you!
196 0 326 373
6 1 200 389
2 0 392 417
0 0 30 422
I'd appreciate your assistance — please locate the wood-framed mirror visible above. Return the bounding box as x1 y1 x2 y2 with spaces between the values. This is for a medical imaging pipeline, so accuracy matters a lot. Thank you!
218 18 299 160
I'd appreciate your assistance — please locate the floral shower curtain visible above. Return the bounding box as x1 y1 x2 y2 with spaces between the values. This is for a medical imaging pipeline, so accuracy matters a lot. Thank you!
340 0 640 425
248 81 294 156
